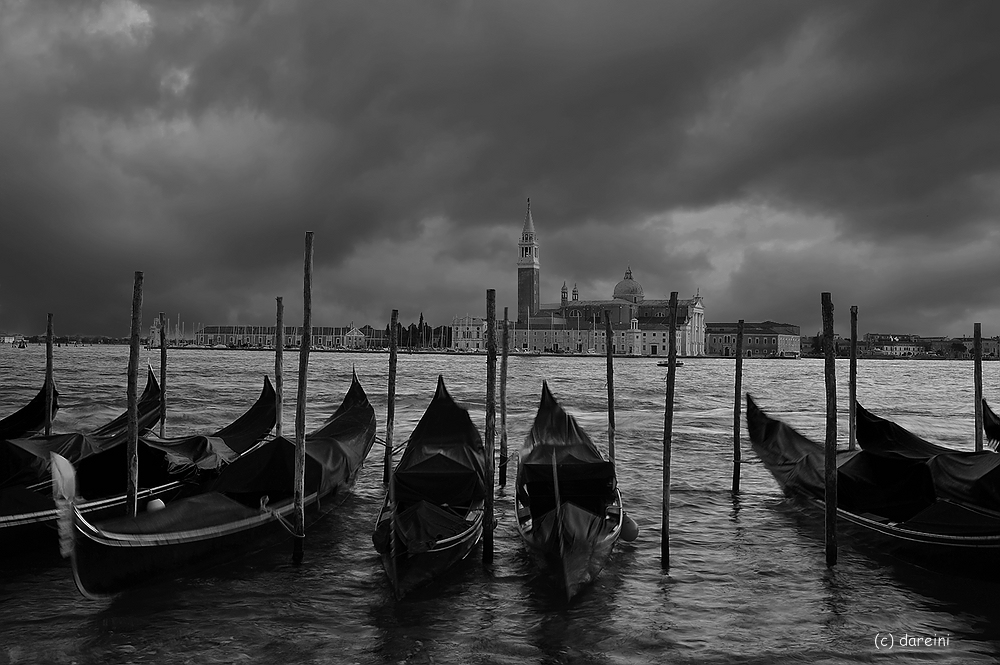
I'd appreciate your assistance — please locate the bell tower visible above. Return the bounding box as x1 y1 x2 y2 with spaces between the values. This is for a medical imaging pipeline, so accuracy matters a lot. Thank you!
517 198 540 324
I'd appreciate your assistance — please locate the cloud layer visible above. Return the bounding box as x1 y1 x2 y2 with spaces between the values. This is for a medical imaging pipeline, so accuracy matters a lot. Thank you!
2 1 999 338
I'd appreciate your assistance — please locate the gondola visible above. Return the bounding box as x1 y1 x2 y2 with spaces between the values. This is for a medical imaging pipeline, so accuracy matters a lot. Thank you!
56 371 377 598
2 367 162 489
372 375 486 599
515 381 623 600
856 399 1000 456
747 394 1000 565
855 401 961 457
984 400 1000 448
854 400 1000 514
0 377 59 441
0 375 275 555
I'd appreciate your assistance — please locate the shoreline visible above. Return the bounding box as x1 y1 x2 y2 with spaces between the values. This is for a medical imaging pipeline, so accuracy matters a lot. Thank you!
11 343 994 361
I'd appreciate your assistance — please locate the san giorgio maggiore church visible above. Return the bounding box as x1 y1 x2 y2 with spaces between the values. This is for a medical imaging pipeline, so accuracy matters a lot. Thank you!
452 201 706 356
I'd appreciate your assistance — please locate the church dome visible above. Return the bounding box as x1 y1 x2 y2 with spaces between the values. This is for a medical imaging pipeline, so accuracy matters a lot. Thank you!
613 268 644 302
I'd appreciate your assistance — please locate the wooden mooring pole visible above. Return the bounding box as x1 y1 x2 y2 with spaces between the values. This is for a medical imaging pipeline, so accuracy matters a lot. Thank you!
484 290 497 564
849 306 858 451
975 323 983 453
275 297 284 438
384 309 398 486
293 232 314 564
126 272 143 518
499 306 509 487
45 314 53 436
605 311 616 464
732 320 744 494
662 292 678 569
159 312 167 438
821 292 837 567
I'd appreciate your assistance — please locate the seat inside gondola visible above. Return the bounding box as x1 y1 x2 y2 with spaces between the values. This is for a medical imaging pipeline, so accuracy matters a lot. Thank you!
521 460 616 523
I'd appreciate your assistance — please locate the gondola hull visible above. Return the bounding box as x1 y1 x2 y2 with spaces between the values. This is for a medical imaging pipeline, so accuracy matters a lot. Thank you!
58 373 376 598
515 382 623 600
375 499 484 598
374 376 487 598
1 375 276 560
0 377 58 441
71 485 356 598
748 394 1000 571
516 491 622 600
0 480 188 554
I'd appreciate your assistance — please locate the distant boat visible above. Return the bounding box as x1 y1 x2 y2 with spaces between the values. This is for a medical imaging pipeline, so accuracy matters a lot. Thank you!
657 359 683 367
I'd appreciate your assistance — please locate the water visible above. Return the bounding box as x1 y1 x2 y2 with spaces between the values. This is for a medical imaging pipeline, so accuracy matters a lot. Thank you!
2 344 1000 664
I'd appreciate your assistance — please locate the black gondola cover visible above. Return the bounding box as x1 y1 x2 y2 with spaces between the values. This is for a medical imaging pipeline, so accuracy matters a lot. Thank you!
0 377 58 440
210 372 376 507
984 399 1000 447
517 381 616 522
391 376 486 510
2 368 161 486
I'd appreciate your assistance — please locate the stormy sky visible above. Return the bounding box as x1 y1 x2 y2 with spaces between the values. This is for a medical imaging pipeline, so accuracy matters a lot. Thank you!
2 0 999 339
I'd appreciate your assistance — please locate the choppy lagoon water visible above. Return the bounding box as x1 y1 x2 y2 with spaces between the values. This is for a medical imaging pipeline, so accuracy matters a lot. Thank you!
2 344 1000 664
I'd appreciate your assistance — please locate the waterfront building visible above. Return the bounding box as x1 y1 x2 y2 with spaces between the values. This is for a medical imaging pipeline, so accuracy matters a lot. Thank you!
195 324 386 349
451 315 488 351
505 200 706 356
864 333 921 346
706 322 801 358
944 336 1000 359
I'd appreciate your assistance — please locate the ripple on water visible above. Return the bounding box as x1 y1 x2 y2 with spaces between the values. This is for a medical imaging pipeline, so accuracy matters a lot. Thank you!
1 348 999 663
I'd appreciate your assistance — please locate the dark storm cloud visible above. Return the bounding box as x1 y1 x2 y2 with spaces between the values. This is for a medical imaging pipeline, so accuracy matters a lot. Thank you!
2 0 999 337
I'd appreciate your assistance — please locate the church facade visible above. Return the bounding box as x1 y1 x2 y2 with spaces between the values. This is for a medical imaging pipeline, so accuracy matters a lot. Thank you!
511 200 706 356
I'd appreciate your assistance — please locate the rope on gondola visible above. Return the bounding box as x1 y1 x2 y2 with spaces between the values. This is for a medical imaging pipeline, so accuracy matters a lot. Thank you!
374 436 408 455
260 495 297 535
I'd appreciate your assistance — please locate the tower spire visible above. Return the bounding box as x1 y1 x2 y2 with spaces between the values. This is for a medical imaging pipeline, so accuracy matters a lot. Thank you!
522 198 535 235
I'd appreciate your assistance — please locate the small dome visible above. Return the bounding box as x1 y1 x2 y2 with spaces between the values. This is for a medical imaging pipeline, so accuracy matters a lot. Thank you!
613 267 644 302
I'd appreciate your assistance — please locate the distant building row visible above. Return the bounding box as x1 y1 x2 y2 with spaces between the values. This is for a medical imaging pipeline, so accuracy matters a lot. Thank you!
814 333 1000 358
452 316 800 357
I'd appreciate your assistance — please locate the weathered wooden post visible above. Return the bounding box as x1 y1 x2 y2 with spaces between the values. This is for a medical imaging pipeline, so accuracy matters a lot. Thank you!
732 319 744 493
484 290 497 564
159 312 167 438
275 297 284 438
975 323 983 453
293 232 314 564
45 314 54 436
662 292 678 569
821 292 837 567
849 306 858 451
383 309 398 485
605 311 616 463
499 306 510 487
126 272 143 518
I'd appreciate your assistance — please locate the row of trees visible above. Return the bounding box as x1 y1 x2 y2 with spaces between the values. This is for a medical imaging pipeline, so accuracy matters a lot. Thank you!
384 313 453 349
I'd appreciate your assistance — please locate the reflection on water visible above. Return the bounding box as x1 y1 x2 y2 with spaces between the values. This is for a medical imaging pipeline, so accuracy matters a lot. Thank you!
2 346 1000 663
